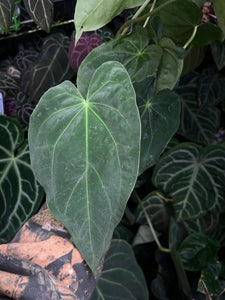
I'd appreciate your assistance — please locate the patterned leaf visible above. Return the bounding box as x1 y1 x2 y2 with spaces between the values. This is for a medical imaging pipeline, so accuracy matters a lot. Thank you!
134 78 180 173
0 0 15 32
152 143 225 221
0 116 43 243
90 240 149 300
26 33 73 103
176 73 220 144
14 50 39 72
23 0 53 33
0 72 19 90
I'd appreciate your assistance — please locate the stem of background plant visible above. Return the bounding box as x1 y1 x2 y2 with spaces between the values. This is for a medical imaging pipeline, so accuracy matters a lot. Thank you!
183 25 198 49
143 0 157 28
116 0 177 37
134 190 170 253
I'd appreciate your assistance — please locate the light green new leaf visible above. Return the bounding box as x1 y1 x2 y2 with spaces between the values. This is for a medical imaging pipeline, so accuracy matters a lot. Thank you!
28 61 141 275
23 0 53 33
0 0 14 33
78 26 162 97
0 116 43 243
90 240 149 300
152 143 225 221
134 78 180 173
74 0 145 42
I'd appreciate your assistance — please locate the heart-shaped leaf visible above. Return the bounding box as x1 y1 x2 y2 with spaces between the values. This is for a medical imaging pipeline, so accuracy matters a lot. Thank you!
90 239 149 300
77 26 162 97
74 0 146 42
152 143 225 221
23 0 53 33
28 61 141 275
0 0 15 32
0 116 43 243
176 73 221 144
134 78 180 173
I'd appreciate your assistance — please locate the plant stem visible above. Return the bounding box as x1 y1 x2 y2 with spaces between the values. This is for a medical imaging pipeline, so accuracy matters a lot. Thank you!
134 190 170 253
116 0 177 37
143 0 157 28
183 25 198 49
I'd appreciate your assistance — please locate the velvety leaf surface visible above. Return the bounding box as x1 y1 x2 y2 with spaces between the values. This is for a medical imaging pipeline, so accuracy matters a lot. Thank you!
26 33 73 103
0 116 43 243
74 0 145 42
214 0 225 36
77 26 162 97
23 0 53 32
28 62 141 275
68 33 102 73
152 143 225 221
155 0 202 46
176 73 220 144
135 78 180 173
192 23 223 46
178 233 220 271
90 240 149 300
0 0 14 32
211 41 225 71
14 50 39 72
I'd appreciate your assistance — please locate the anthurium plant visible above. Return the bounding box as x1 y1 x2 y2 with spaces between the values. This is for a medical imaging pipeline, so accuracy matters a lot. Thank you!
1 0 225 299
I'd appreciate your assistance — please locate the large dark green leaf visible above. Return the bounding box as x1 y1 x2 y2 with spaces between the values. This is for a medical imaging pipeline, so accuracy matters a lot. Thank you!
178 233 220 271
211 41 225 71
23 0 53 33
74 0 145 42
0 116 43 243
90 239 149 300
152 143 225 221
28 61 141 275
176 73 220 144
0 0 14 32
181 46 207 76
155 0 202 46
135 78 180 173
192 23 223 46
26 33 73 103
77 26 162 97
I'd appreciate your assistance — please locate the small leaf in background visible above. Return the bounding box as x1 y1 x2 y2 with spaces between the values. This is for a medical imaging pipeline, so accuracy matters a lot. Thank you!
77 26 162 97
214 0 225 37
14 50 39 72
155 0 202 46
28 62 141 275
74 0 145 42
68 33 102 73
198 68 225 106
134 191 171 233
23 0 53 33
25 33 73 103
152 143 225 221
211 40 225 71
132 225 155 246
94 27 114 42
0 0 15 33
90 240 149 300
0 116 43 243
155 38 183 93
181 45 207 76
0 72 19 91
113 225 134 244
178 233 220 271
134 78 180 173
176 72 221 144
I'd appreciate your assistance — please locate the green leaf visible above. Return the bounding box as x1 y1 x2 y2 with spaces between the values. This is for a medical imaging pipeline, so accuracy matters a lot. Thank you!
134 191 171 233
198 262 225 295
190 0 206 6
178 233 220 271
152 143 225 221
90 239 149 300
211 40 225 71
176 73 220 144
132 225 155 246
28 61 141 275
155 38 183 93
74 0 145 42
23 0 53 33
0 116 43 243
113 225 134 244
134 78 180 173
181 46 207 76
155 0 202 46
192 23 223 46
77 26 162 97
0 0 14 33
26 33 73 103
214 0 225 37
